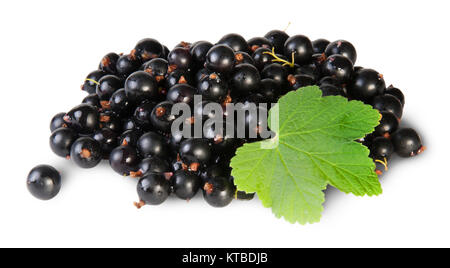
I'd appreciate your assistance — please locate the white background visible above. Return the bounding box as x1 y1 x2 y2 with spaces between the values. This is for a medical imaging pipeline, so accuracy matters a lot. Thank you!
0 0 448 248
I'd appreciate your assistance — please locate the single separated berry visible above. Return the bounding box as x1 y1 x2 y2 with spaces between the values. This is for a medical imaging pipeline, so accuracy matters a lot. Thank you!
391 128 425 157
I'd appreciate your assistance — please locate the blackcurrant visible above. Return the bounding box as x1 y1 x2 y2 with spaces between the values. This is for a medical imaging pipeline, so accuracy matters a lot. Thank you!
247 37 271 52
261 63 288 88
99 52 119 74
205 44 236 74
135 173 170 207
287 74 315 91
130 156 170 178
371 94 403 119
110 88 133 115
150 101 177 133
116 53 141 77
385 85 405 107
93 128 118 159
119 129 143 147
252 47 273 70
141 58 169 83
190 41 213 66
64 104 99 135
49 127 78 158
171 170 202 200
203 176 235 208
133 38 164 61
109 145 140 175
134 101 156 128
82 94 101 109
125 71 158 103
284 35 314 64
391 128 425 157
258 78 280 102
165 69 192 89
231 63 261 95
197 73 229 102
27 165 61 201
234 51 255 65
319 84 345 97
321 54 354 82
325 40 357 64
137 131 169 158
312 38 330 54
200 163 232 182
264 30 289 54
347 68 385 102
168 47 192 70
374 111 399 137
50 112 67 132
179 138 212 168
70 137 103 169
370 137 394 160
166 84 196 105
218 33 249 53
82 70 106 94
96 74 122 101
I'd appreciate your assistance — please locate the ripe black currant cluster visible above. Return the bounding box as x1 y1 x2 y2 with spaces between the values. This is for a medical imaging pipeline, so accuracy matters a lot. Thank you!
28 31 424 205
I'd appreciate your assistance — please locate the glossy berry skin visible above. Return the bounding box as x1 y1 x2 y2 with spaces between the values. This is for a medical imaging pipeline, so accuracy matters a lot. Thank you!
171 170 202 200
205 44 236 74
218 33 249 53
321 54 354 82
231 63 261 95
264 30 289 54
168 47 192 70
191 41 213 65
133 38 164 61
119 129 143 147
370 137 394 160
284 35 314 64
134 101 156 128
137 131 169 158
261 63 288 88
82 94 101 108
96 75 122 101
204 120 238 153
179 138 212 165
27 165 61 201
70 137 102 169
64 104 99 135
319 84 345 97
287 74 315 91
252 47 273 70
371 94 403 119
203 176 235 208
258 78 280 102
325 40 357 64
347 68 385 102
312 38 330 54
385 86 405 107
166 84 196 105
49 127 78 158
247 37 271 52
193 100 223 120
99 110 122 133
141 58 169 81
234 51 254 65
136 173 170 205
125 71 158 103
200 164 232 182
134 157 170 176
165 69 191 89
197 73 229 102
109 145 140 175
50 112 67 132
93 128 118 158
236 191 255 200
374 111 399 137
391 128 424 157
99 53 119 74
116 54 141 77
82 70 106 94
110 88 132 115
150 101 177 133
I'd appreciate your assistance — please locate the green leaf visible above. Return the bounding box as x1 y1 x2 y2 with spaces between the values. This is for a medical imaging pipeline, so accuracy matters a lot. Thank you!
230 86 382 224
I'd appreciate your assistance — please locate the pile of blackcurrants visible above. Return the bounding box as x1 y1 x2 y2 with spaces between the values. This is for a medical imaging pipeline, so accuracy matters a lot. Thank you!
27 30 424 208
